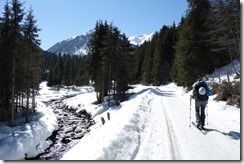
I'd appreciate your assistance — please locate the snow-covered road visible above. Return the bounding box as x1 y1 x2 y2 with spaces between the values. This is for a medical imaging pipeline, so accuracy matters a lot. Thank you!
134 89 182 160
132 86 239 160
61 84 240 160
161 90 240 160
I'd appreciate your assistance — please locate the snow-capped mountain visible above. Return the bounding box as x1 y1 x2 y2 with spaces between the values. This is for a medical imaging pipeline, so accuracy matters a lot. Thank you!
47 29 94 56
47 29 153 56
128 33 154 46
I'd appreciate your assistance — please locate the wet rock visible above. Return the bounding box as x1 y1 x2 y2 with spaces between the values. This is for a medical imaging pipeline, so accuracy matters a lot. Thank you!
61 137 71 144
73 133 84 139
65 127 73 133
74 126 82 133
26 94 95 160
77 109 89 117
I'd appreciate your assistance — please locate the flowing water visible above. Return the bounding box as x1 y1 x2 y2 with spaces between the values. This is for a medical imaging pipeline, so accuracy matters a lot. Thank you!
26 95 95 160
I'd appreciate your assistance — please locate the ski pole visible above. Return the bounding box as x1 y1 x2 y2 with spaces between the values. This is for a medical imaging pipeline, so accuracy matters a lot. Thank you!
189 96 192 127
206 103 208 126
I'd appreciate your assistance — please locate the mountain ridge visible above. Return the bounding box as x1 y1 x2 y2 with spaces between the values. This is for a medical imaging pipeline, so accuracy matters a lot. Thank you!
47 29 153 56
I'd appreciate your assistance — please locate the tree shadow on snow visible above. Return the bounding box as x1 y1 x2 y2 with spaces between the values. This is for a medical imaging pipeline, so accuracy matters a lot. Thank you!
204 128 240 140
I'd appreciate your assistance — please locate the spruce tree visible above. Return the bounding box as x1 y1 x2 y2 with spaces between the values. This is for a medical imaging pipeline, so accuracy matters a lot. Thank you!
152 31 162 86
142 34 157 85
88 20 109 102
115 33 132 101
0 1 12 122
0 0 41 125
133 42 147 83
172 0 212 88
22 6 41 121
9 0 25 126
100 24 119 103
63 55 72 86
88 20 131 103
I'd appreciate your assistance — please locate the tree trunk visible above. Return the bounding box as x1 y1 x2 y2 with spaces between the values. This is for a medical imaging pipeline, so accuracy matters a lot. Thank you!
21 91 24 107
108 62 111 107
15 92 18 112
32 88 35 112
227 66 230 83
26 50 30 123
11 55 15 127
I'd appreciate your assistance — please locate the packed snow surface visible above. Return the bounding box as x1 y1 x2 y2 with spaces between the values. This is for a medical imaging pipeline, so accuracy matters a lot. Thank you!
61 84 240 160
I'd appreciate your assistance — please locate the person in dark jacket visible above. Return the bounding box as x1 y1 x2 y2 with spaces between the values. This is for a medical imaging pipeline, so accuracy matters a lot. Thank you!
191 77 211 130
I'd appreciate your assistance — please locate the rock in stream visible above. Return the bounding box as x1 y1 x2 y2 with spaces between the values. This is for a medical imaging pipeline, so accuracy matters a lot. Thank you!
27 95 95 160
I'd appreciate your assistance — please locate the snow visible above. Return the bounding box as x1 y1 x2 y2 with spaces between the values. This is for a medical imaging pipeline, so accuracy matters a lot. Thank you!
0 99 58 160
61 83 240 160
128 33 154 46
47 29 93 56
0 61 241 161
208 60 240 83
47 28 153 56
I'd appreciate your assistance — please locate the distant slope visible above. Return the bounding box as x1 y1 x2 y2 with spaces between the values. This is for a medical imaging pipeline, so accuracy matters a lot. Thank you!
128 33 154 46
47 29 94 56
47 30 153 56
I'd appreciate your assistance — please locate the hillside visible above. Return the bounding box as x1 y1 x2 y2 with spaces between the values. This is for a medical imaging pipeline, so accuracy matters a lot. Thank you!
47 29 94 56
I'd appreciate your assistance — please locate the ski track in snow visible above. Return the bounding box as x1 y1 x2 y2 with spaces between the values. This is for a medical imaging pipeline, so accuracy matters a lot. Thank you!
104 86 240 160
134 89 181 160
153 87 239 160
61 84 240 160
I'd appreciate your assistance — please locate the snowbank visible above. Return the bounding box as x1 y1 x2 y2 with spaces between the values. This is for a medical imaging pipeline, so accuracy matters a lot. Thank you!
0 101 58 160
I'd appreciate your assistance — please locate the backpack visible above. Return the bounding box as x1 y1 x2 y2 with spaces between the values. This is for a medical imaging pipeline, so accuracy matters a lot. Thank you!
193 81 210 101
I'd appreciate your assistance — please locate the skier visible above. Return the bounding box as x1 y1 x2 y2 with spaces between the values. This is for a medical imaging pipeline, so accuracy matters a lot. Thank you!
191 77 211 130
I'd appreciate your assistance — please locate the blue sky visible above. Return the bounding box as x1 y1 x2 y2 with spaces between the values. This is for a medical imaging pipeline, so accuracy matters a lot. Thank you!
0 0 188 50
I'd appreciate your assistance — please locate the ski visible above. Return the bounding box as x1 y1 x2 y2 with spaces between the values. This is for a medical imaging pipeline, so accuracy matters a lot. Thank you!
191 122 208 135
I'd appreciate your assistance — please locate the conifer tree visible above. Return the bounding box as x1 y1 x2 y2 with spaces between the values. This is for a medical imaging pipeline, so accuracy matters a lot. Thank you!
0 0 41 125
22 6 41 121
115 33 132 101
88 20 131 103
152 32 161 86
63 55 72 86
0 1 12 121
133 42 147 83
88 20 109 102
100 24 125 103
9 0 25 126
141 34 157 85
47 68 55 87
172 0 212 88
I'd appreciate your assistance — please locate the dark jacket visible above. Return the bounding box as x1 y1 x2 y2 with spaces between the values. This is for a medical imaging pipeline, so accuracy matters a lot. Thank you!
192 80 211 101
